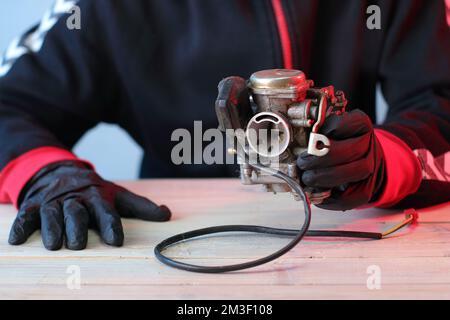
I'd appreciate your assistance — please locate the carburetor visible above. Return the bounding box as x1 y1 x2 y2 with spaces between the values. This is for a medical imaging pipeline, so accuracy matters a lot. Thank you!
156 69 415 274
215 69 347 204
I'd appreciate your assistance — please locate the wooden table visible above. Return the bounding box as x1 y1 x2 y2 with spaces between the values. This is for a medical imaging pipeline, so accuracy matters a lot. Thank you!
0 179 449 300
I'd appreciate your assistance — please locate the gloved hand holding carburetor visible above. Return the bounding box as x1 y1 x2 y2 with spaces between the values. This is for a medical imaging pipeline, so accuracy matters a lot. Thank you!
216 69 386 210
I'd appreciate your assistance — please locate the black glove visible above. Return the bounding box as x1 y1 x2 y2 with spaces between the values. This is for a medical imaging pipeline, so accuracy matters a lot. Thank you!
8 161 171 250
297 110 386 211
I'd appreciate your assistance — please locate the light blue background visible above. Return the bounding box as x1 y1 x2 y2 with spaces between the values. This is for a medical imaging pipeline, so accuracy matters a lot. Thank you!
0 0 143 180
0 1 388 180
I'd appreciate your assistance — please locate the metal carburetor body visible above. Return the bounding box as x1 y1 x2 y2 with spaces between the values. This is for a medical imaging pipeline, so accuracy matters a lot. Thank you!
215 69 347 204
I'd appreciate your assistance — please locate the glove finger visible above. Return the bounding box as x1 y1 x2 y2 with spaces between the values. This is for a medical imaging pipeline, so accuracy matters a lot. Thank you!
116 190 171 222
317 182 373 211
40 202 64 251
298 133 371 170
302 156 374 188
88 198 124 246
63 198 89 250
321 110 372 140
8 203 40 245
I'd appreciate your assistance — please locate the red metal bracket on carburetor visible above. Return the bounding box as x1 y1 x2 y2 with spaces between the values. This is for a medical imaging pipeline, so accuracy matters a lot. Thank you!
307 86 347 157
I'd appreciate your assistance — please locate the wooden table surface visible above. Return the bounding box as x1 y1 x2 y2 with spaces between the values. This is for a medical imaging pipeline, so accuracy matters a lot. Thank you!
0 179 449 300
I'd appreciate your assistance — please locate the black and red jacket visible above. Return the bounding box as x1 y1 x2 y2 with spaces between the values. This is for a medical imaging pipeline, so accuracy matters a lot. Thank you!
0 0 449 209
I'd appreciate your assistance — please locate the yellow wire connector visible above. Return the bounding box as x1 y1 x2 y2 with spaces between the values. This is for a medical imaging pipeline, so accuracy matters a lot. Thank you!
381 208 419 238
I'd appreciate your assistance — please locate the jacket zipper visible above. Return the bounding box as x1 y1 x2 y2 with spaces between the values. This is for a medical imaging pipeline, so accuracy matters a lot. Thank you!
270 0 293 69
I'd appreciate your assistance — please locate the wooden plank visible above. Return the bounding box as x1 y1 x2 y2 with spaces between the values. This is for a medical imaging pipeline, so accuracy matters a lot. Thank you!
0 179 449 299
1 257 450 299
5 284 450 300
3 256 450 286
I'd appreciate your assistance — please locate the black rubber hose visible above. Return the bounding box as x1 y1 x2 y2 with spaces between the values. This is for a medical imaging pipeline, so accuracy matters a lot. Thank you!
154 163 382 273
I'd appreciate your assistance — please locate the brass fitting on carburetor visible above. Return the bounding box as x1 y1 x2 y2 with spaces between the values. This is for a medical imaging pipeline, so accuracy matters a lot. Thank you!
215 69 347 204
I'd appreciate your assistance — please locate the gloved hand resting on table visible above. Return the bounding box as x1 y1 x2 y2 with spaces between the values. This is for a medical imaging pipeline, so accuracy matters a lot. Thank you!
8 161 171 250
297 110 386 211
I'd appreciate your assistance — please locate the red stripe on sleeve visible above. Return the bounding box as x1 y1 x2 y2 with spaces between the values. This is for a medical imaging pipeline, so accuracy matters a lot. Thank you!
0 147 93 208
271 0 293 69
446 0 450 26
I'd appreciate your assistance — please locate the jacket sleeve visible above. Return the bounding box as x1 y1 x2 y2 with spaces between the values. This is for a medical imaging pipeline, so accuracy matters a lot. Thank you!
376 0 450 208
0 0 118 205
